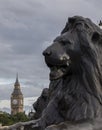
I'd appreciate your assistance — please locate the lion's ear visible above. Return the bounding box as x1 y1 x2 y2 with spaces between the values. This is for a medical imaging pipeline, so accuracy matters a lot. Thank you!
68 17 76 24
91 32 100 42
61 17 76 34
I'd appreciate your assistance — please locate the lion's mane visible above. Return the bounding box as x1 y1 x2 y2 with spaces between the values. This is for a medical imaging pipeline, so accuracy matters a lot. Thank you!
57 16 102 121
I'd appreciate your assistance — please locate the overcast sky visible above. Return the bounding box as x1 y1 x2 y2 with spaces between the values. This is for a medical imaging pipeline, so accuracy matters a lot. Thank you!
0 0 102 103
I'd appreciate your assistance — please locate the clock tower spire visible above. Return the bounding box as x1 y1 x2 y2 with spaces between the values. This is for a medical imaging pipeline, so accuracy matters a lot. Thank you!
15 73 20 87
11 74 24 115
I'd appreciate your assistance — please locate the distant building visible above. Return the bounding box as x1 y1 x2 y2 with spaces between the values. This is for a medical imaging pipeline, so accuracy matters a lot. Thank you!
11 74 24 115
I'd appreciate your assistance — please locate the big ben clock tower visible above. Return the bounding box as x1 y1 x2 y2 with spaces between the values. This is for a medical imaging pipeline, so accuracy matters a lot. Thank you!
11 74 24 115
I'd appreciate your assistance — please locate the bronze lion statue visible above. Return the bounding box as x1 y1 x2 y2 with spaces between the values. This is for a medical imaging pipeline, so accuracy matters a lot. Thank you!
26 16 102 130
1 16 102 130
42 15 102 126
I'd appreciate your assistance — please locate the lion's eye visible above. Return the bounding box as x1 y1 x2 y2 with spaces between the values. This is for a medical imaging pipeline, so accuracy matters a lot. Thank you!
61 41 71 46
61 41 67 46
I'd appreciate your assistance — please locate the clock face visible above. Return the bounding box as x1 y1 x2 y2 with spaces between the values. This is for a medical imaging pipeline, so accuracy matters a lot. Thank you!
12 99 18 105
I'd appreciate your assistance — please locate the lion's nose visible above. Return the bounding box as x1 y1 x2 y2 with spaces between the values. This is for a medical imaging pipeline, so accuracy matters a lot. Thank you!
43 49 52 56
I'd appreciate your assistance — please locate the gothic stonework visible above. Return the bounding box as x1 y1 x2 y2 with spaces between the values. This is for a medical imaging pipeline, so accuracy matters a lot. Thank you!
11 75 24 115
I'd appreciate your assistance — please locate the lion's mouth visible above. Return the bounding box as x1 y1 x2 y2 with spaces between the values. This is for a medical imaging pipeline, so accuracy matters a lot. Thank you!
50 65 68 80
46 59 71 80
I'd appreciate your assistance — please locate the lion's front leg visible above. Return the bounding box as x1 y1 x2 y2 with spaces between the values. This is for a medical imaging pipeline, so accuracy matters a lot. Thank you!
0 122 23 130
23 119 44 130
0 119 41 130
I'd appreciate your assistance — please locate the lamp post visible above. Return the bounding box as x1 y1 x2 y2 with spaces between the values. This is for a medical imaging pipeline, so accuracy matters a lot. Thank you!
99 20 102 29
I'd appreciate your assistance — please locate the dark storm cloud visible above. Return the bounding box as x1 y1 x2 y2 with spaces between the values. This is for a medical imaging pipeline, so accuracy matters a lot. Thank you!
0 0 102 100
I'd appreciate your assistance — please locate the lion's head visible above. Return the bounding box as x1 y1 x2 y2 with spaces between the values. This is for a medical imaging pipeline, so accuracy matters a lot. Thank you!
42 16 102 122
43 16 102 81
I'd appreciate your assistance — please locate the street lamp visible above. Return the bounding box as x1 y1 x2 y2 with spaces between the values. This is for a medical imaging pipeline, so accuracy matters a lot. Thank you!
99 20 102 29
